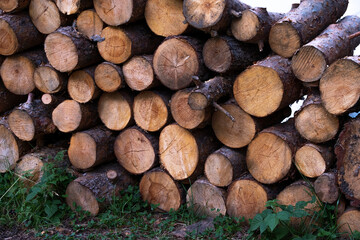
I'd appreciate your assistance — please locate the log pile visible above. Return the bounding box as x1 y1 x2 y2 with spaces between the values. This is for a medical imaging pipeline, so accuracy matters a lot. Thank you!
0 0 360 234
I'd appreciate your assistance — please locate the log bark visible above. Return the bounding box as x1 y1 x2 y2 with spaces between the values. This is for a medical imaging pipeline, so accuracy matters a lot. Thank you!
337 208 360 237
233 55 302 117
314 171 339 204
34 63 67 94
94 62 125 93
75 9 103 39
68 125 116 170
93 0 146 26
0 0 30 13
204 146 247 187
319 56 360 115
0 81 27 114
114 126 158 175
45 26 102 72
97 23 163 64
292 15 360 83
269 0 348 58
97 91 134 131
56 0 93 15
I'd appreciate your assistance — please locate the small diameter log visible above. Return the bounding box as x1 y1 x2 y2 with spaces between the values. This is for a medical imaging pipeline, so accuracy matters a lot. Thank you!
159 124 219 181
56 0 93 15
41 94 67 106
314 171 339 204
94 0 146 26
29 0 75 34
203 36 269 73
292 15 360 83
183 0 250 33
34 63 67 94
52 99 99 133
186 178 226 217
170 88 211 130
66 162 137 216
139 168 184 212
68 125 116 170
231 7 284 49
269 0 348 58
76 9 103 39
122 55 159 91
153 36 207 90
233 55 301 117
294 92 339 143
45 26 102 72
145 0 189 37
0 81 26 114
204 146 247 187
97 91 133 131
98 23 163 64
295 143 334 178
0 48 47 95
0 12 45 56
320 56 360 115
337 208 360 237
94 62 125 92
246 120 303 184
133 90 171 132
114 126 158 175
0 0 30 13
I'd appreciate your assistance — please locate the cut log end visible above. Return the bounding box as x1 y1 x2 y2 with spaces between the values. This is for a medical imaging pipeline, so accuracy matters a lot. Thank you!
15 154 44 187
295 145 326 178
337 209 360 236
94 62 123 92
123 56 155 91
269 22 301 58
68 132 97 169
203 37 231 73
0 0 26 12
0 18 18 55
188 92 208 110
314 172 339 204
0 125 20 173
52 100 82 133
93 0 134 26
56 0 82 15
8 110 35 141
76 9 103 39
29 0 61 34
231 9 259 42
205 152 233 187
34 66 63 94
66 181 100 216
68 69 97 103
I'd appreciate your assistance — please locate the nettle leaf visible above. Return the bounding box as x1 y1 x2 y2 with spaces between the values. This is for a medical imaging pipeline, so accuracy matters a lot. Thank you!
277 211 291 221
259 221 268 234
25 187 42 201
292 209 309 218
264 213 279 232
249 214 263 231
45 203 58 218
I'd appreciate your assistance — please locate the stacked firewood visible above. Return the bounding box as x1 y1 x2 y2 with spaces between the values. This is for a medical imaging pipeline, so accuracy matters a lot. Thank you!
1 0 360 233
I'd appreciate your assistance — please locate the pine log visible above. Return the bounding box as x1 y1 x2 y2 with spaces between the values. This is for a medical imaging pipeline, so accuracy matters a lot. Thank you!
114 126 158 175
68 65 101 103
292 16 360 83
186 178 226 217
52 99 99 133
153 36 207 90
94 62 125 92
170 88 211 130
0 0 30 13
314 171 339 204
204 147 247 187
183 0 250 33
97 23 163 64
295 143 334 178
269 0 348 58
44 26 102 72
319 56 360 115
233 55 301 117
56 0 93 15
231 7 284 50
145 0 189 37
76 9 103 39
93 0 146 26
41 93 67 106
122 55 159 91
246 120 303 184
97 91 133 131
203 35 268 73
337 208 360 236
133 90 172 132
68 125 116 170
294 92 339 143
0 81 27 114
0 12 45 56
139 168 184 212
29 0 75 34
0 48 47 95
33 63 67 94
66 162 137 216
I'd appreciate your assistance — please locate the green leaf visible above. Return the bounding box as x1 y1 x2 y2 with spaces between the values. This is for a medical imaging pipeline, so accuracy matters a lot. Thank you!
264 214 279 232
292 209 308 218
25 187 42 201
45 204 58 218
272 225 289 240
277 211 291 221
259 221 268 234
249 214 263 231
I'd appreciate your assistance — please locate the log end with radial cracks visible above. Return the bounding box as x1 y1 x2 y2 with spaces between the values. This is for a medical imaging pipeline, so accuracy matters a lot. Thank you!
76 9 104 39
68 69 97 103
95 62 124 92
29 0 62 34
0 18 18 55
123 56 156 91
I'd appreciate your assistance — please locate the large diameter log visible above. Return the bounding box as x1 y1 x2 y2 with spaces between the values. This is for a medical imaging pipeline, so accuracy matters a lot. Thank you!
0 48 47 95
52 100 99 133
97 91 133 131
68 125 116 170
68 66 100 103
66 162 137 216
0 12 45 56
159 124 219 181
139 168 184 212
56 0 93 15
204 147 247 187
294 92 339 143
292 15 360 83
319 56 360 115
0 0 30 13
94 62 125 93
45 26 102 72
76 9 103 39
0 81 27 114
183 0 250 33
203 36 268 74
269 0 348 58
34 63 67 94
233 55 301 117
314 171 339 204
153 36 207 90
186 178 226 217
337 208 360 237
98 23 163 64
114 126 158 175
133 90 171 132
94 0 146 26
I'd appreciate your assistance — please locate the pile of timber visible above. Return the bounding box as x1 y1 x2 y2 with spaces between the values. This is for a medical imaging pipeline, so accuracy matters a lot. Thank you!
0 0 360 233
